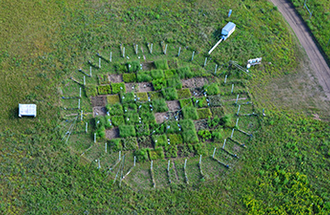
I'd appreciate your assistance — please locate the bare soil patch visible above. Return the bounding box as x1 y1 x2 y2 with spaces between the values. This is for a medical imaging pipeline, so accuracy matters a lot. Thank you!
142 61 155 71
109 74 123 83
93 106 107 117
181 79 195 88
125 83 138 93
106 127 119 139
138 82 153 92
194 77 208 88
155 112 167 124
166 100 180 112
91 96 107 107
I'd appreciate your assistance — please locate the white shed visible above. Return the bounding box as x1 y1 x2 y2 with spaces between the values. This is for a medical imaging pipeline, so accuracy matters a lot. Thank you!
19 104 37 117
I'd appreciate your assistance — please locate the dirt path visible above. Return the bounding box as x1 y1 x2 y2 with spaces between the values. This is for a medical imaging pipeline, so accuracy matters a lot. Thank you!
269 0 330 100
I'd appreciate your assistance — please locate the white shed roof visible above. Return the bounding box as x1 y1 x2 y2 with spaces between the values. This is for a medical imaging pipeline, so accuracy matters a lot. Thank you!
19 104 37 117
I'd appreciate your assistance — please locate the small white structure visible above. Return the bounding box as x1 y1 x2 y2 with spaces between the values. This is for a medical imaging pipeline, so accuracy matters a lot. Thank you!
221 22 236 40
18 104 37 117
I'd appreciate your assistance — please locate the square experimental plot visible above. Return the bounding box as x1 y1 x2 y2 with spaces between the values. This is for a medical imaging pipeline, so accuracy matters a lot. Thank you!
60 81 82 97
223 139 243 157
201 156 226 179
62 123 90 151
223 104 239 115
181 78 195 89
83 141 106 162
106 127 120 139
126 162 153 190
214 148 237 167
73 68 99 86
60 98 80 110
194 77 209 88
91 96 107 107
237 103 254 115
115 151 135 177
166 100 180 112
100 151 122 171
218 86 231 95
208 94 222 107
231 129 252 146
137 136 153 148
237 116 260 134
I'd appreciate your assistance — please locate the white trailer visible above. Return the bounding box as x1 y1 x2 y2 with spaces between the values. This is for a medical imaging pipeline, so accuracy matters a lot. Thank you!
18 104 37 117
221 22 236 40
208 22 236 54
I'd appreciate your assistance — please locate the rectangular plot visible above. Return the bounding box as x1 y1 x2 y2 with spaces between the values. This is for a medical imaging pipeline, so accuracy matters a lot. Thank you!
153 160 168 188
173 160 185 184
61 98 80 109
84 143 105 161
185 157 202 184
222 95 250 105
216 149 235 165
201 156 226 179
61 81 81 97
72 70 99 86
224 140 242 157
101 152 121 171
99 46 122 64
223 104 239 115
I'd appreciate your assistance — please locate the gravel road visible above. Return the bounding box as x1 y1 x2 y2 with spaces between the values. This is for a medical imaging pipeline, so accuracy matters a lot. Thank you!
269 0 330 100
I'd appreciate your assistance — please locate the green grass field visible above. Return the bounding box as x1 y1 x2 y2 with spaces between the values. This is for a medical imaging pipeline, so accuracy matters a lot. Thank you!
0 0 330 214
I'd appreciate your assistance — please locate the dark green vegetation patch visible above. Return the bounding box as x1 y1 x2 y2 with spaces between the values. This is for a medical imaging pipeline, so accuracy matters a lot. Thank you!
152 99 169 112
97 85 111 95
182 106 198 120
119 125 136 138
162 87 178 100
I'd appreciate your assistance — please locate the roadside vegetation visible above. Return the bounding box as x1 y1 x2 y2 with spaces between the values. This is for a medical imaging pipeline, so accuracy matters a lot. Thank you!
289 0 330 60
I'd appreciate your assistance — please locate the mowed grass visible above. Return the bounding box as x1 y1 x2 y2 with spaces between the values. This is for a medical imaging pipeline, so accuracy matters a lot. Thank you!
0 0 80 132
